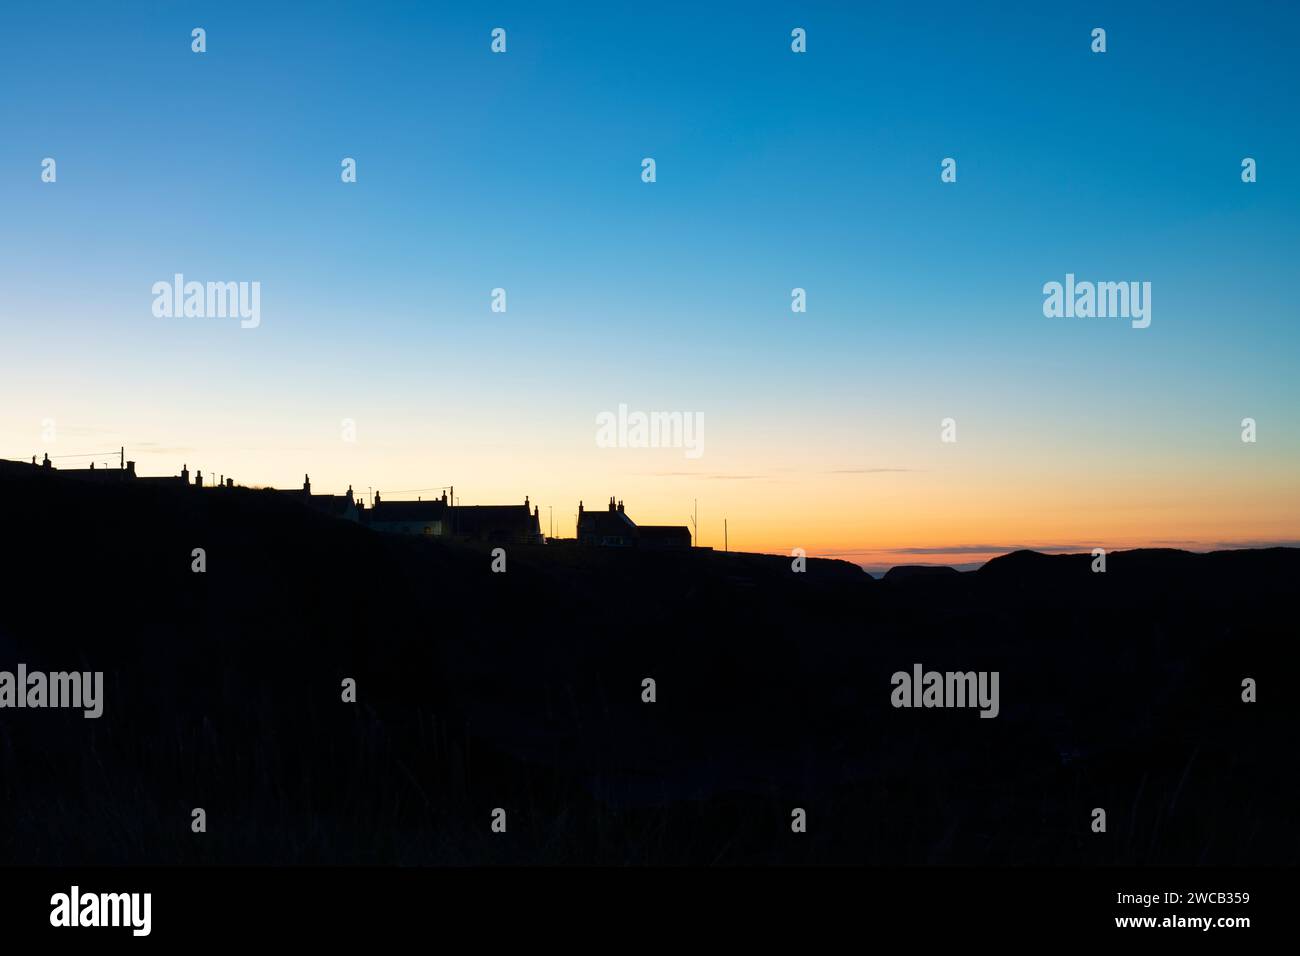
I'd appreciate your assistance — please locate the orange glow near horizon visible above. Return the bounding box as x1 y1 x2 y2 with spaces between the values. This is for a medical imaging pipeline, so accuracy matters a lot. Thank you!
5 356 1298 574
6 408 1295 574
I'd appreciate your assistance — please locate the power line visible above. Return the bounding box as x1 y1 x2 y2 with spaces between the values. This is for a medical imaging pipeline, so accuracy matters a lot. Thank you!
26 451 123 460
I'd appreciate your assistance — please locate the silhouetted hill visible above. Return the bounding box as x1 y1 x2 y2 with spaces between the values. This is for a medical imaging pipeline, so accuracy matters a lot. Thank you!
882 565 963 583
0 471 1295 865
973 546 1299 610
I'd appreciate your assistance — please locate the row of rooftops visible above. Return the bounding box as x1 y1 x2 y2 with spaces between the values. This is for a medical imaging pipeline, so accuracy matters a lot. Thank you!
3 454 691 548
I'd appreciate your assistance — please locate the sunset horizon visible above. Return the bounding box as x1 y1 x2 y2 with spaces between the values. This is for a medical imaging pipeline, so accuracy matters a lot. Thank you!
9 440 1298 574
6 4 1296 575
1 1 1295 930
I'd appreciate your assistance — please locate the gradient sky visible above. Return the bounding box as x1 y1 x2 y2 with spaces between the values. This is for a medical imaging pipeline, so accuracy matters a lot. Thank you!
2 1 1298 571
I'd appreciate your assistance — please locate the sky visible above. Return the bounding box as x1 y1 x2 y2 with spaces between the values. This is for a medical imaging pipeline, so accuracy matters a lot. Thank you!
2 1 1298 572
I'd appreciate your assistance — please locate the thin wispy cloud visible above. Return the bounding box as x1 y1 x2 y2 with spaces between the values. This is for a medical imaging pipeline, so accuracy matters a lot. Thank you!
828 468 919 475
881 544 1090 556
648 472 767 480
134 443 197 455
1208 539 1300 550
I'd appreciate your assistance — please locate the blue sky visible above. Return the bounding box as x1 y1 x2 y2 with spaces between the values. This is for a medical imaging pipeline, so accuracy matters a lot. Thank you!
1 1 1297 561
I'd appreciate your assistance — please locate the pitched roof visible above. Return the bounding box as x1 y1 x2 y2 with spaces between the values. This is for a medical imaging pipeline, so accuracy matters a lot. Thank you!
578 509 637 537
450 504 538 536
369 500 448 522
304 494 356 517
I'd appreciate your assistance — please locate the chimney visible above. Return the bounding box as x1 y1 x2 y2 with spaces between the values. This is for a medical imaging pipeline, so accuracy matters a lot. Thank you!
346 485 354 504
195 470 203 488
608 496 616 511
303 474 311 495
127 461 136 477
524 495 530 510
226 478 233 489
578 500 584 514
617 499 624 513
181 463 190 483
42 453 51 469
374 491 382 505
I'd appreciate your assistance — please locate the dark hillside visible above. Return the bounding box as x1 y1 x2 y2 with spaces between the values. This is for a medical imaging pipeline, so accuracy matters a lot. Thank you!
0 472 1294 864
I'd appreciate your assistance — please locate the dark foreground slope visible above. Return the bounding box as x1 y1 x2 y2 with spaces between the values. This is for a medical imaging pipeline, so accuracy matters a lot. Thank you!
0 473 1294 865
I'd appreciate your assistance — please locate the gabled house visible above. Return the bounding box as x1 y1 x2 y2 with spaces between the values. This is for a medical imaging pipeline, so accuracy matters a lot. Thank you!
577 497 638 547
21 452 136 483
273 474 361 522
448 497 544 545
366 491 447 536
361 491 542 543
577 497 691 549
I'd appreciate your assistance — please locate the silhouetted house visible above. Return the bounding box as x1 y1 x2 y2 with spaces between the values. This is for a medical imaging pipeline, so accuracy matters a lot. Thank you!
362 491 542 543
30 452 137 483
0 452 147 482
10 454 219 489
306 490 360 521
135 463 195 488
275 474 361 522
0 455 52 478
577 497 691 549
366 491 448 536
578 498 638 547
449 497 544 545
